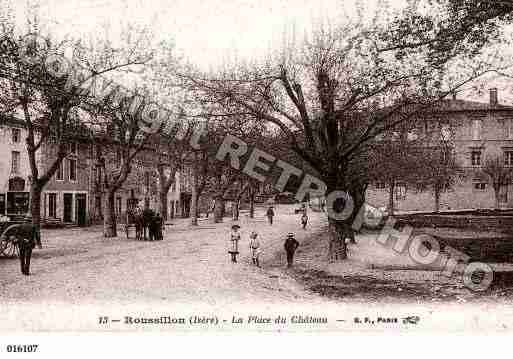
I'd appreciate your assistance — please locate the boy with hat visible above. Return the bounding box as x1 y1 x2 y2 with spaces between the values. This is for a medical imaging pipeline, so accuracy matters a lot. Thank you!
284 233 299 268
229 224 241 263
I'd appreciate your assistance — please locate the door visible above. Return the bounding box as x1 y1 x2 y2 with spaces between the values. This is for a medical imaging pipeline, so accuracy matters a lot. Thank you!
63 193 73 223
75 194 87 226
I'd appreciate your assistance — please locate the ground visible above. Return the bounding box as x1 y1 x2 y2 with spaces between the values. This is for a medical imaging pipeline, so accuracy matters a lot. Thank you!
1 205 513 331
0 205 327 306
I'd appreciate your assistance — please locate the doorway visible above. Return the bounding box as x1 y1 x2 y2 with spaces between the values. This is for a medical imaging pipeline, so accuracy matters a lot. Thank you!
63 193 73 223
75 194 87 226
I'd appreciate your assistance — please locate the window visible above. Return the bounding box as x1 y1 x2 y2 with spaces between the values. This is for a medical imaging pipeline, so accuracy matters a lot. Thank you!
471 119 483 140
395 183 407 200
471 150 482 166
504 119 513 139
11 151 20 174
48 193 57 218
11 128 20 143
56 162 64 181
505 151 513 167
68 159 77 181
473 182 486 190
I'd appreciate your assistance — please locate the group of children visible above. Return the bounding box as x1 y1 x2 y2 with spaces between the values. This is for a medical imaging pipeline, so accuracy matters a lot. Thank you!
228 225 301 268
228 224 262 267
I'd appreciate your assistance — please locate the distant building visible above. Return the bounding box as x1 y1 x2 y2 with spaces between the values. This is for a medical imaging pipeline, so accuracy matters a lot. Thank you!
367 88 513 211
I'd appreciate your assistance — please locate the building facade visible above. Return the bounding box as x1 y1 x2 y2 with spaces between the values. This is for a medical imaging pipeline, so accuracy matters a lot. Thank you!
41 140 91 225
367 89 513 212
0 116 39 217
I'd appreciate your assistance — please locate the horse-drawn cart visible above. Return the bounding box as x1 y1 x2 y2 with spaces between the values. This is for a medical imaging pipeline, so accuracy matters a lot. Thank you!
0 220 28 257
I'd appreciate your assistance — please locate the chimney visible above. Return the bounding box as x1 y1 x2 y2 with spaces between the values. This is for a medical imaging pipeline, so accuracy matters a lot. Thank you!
490 88 498 107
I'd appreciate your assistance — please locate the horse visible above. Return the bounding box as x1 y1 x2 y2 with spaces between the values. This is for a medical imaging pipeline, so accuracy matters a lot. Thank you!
129 208 158 241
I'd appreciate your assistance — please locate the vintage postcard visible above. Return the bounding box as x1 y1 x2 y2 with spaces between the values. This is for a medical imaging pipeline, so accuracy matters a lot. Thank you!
1 0 513 342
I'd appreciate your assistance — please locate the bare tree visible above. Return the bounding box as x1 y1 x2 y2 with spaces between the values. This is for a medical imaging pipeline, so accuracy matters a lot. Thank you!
0 13 153 239
369 129 424 216
93 95 156 237
177 4 506 260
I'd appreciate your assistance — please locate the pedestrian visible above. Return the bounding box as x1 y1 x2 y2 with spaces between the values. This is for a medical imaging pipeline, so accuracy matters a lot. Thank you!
266 206 274 225
249 231 261 268
10 223 39 275
284 233 299 268
228 224 241 263
301 212 308 230
154 212 164 241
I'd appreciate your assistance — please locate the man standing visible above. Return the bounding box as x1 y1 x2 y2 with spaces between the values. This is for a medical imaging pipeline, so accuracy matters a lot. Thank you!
9 223 39 275
154 212 164 241
266 206 275 225
284 233 299 268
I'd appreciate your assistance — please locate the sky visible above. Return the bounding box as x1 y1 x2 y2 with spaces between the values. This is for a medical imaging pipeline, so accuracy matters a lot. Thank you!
8 0 513 105
31 0 360 67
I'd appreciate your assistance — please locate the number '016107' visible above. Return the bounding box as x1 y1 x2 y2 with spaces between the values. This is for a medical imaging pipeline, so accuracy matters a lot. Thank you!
6 344 39 353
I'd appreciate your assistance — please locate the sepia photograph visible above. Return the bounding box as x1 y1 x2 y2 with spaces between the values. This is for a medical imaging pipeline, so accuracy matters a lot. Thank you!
1 0 513 344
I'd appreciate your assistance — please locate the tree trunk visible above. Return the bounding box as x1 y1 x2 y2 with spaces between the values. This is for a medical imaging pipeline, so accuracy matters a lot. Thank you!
103 189 117 238
494 186 500 210
213 197 225 223
232 199 240 221
191 183 198 226
434 188 441 213
94 194 103 222
388 182 395 217
159 190 168 220
30 183 42 247
249 193 255 219
328 218 348 261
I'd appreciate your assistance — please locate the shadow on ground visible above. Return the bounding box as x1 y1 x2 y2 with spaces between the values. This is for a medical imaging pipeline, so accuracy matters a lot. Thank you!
267 228 513 303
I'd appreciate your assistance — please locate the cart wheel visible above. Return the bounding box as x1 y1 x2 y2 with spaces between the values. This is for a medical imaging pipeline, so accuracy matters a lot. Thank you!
1 237 18 257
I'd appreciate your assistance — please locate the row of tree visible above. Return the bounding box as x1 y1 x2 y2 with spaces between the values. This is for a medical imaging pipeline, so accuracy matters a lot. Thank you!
0 0 512 260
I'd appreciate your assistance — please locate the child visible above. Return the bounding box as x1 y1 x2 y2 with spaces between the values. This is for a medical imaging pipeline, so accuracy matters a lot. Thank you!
301 212 308 230
249 231 261 268
228 224 241 263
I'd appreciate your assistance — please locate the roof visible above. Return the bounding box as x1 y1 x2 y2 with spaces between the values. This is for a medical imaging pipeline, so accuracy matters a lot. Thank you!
431 99 513 113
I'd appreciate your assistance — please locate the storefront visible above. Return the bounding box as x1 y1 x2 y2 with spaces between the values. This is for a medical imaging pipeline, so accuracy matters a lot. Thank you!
6 177 29 215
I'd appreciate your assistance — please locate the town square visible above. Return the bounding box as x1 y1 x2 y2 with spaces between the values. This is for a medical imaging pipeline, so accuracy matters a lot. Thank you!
1 0 513 338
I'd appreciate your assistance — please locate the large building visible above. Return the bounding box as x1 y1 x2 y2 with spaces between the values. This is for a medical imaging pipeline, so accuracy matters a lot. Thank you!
367 89 513 211
0 115 190 225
